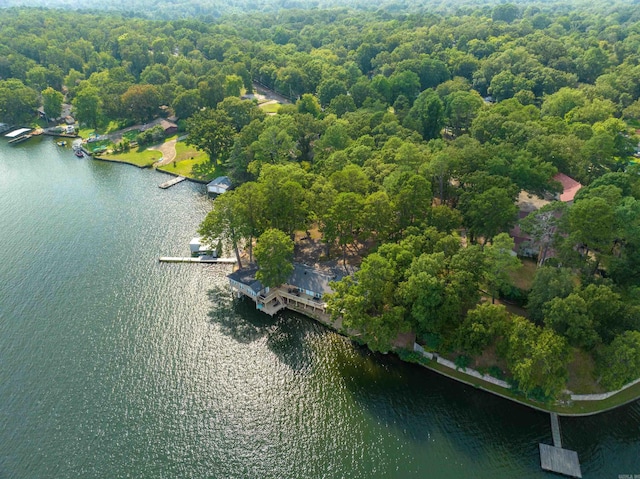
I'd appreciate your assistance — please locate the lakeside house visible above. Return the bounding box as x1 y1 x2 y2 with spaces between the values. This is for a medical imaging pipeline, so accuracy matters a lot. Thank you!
552 172 582 204
160 119 178 136
207 176 232 195
228 263 342 318
510 172 582 259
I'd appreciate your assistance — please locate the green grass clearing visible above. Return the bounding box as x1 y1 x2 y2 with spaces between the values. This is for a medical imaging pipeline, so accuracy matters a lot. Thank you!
567 348 604 394
104 148 161 167
156 141 221 181
259 102 281 114
509 257 537 291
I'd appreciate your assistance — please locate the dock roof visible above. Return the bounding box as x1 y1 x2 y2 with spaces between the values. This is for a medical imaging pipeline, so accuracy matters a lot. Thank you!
5 128 31 138
207 176 232 189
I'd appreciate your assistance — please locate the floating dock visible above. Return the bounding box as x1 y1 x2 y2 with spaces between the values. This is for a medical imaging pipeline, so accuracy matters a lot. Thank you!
159 256 237 264
539 413 582 478
159 176 186 189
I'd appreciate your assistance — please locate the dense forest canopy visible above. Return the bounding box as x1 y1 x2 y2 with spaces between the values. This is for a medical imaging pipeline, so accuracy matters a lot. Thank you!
2 0 640 402
2 0 631 20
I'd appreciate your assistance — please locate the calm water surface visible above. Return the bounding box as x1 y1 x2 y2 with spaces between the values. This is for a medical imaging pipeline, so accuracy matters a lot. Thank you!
0 137 638 478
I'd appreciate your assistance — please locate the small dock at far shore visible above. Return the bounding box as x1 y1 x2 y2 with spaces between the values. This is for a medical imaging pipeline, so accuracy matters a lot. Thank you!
159 256 237 264
159 176 186 189
539 413 582 478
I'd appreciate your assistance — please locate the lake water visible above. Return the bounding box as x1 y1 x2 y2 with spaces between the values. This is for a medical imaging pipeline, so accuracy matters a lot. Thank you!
0 137 638 478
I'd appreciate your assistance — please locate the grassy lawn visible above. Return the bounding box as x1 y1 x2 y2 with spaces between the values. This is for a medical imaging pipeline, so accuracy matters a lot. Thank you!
122 129 140 141
78 128 95 139
566 348 604 394
259 102 281 114
103 148 161 168
509 257 537 290
156 141 221 181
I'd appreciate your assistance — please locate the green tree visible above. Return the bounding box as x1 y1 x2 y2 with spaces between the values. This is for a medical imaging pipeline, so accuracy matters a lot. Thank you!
254 228 294 288
317 78 347 107
322 192 365 268
198 191 246 268
0 79 38 125
460 187 517 244
217 97 265 133
504 316 570 398
224 74 244 97
121 84 161 123
444 90 484 135
526 267 575 324
327 252 409 353
186 109 235 163
296 94 321 117
72 85 102 128
328 94 356 118
458 303 510 355
171 89 200 119
484 233 521 303
568 196 616 271
543 294 599 349
403 89 445 141
599 331 640 390
41 86 63 120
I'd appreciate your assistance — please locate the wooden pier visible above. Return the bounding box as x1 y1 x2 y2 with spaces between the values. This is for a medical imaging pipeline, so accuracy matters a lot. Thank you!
159 256 237 264
539 413 582 478
159 176 186 189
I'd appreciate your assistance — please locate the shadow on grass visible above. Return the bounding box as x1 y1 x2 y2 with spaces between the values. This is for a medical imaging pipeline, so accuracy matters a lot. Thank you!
191 160 221 181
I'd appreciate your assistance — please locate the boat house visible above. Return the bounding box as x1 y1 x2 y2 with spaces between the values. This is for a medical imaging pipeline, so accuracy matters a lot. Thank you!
207 176 232 195
228 263 342 318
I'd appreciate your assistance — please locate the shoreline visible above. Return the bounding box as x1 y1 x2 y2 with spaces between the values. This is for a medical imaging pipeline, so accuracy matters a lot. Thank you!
272 298 640 417
93 154 210 183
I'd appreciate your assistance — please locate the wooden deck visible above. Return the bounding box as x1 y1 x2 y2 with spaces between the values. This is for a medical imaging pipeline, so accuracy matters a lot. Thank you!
539 413 582 478
159 256 236 263
159 176 186 189
539 444 582 478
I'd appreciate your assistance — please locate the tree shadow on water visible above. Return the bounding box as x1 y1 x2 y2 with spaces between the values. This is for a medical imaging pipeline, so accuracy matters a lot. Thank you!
206 287 311 370
206 287 275 344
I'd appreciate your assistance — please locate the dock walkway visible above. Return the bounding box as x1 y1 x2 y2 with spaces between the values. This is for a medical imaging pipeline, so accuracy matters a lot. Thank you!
159 256 236 264
159 176 186 189
539 413 582 478
551 412 562 447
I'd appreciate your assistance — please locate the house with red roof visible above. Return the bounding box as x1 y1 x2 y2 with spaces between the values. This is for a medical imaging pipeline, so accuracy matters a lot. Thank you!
553 173 582 204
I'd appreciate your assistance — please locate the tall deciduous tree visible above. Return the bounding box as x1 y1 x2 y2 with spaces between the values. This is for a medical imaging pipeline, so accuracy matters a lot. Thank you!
484 233 521 303
186 109 235 163
0 79 38 125
254 228 294 288
403 89 445 141
198 190 246 268
599 331 640 390
72 85 102 128
42 87 63 120
121 84 161 123
504 316 570 398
